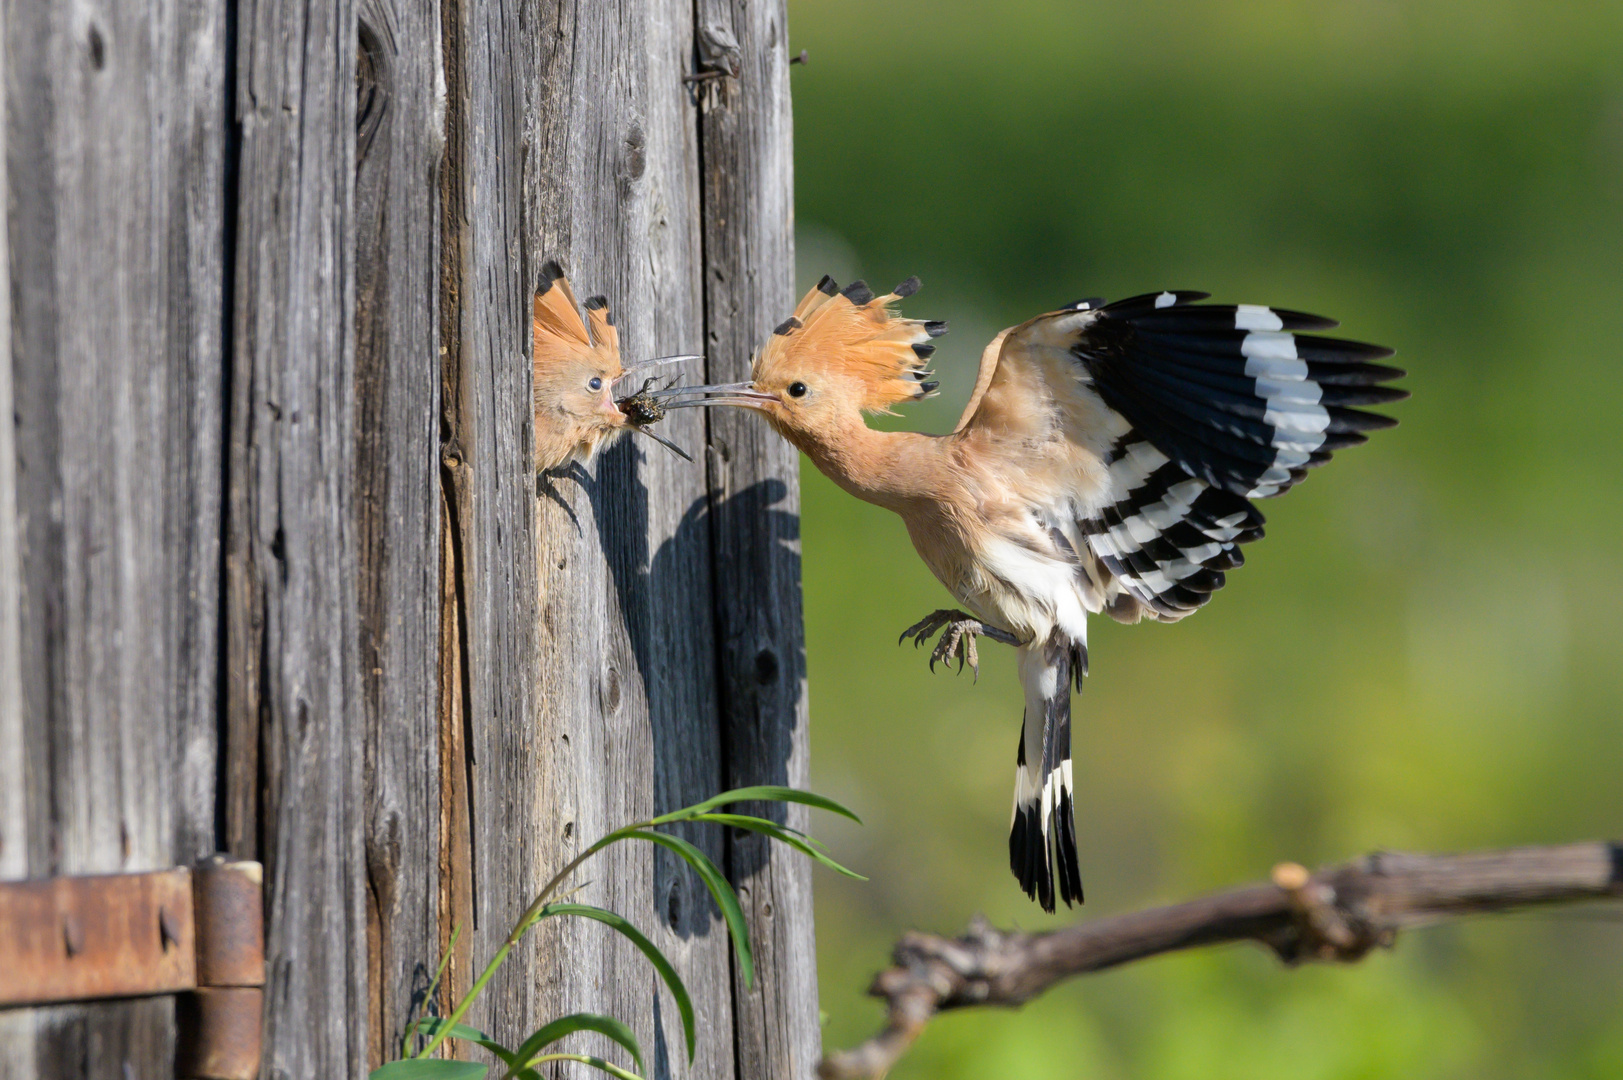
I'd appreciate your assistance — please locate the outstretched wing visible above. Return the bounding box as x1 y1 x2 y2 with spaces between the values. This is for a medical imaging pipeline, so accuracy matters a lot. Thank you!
961 292 1406 621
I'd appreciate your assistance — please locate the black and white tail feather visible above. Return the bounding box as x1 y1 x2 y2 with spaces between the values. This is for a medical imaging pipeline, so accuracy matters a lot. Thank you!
1010 635 1087 911
1005 291 1405 909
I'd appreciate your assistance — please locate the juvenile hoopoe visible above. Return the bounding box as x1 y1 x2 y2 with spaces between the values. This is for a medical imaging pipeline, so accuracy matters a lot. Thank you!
531 259 700 471
659 277 1406 911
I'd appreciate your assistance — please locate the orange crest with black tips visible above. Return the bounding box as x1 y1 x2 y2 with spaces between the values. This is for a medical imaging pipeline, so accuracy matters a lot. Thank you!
531 260 626 470
753 276 944 415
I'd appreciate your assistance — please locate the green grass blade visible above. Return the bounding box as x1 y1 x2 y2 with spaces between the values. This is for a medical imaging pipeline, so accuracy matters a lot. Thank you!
617 830 754 989
525 1054 643 1080
424 923 460 1007
692 813 866 879
404 923 464 1059
503 1013 643 1078
649 786 861 826
539 903 696 1062
407 1019 516 1067
370 1061 488 1080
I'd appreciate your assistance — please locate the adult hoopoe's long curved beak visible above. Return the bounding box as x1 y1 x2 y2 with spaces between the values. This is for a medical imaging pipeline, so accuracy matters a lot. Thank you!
651 381 777 409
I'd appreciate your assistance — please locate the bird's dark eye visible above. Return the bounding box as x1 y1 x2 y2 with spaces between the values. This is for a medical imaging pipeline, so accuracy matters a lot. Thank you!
787 381 808 398
588 377 603 391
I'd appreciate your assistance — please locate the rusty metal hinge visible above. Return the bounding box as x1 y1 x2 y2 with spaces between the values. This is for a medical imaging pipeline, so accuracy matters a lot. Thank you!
0 856 264 1080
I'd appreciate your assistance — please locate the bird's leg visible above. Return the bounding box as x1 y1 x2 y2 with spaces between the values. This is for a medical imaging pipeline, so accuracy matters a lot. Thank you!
897 609 1024 679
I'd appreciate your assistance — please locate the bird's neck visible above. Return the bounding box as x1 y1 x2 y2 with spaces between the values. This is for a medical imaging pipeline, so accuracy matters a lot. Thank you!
786 413 943 510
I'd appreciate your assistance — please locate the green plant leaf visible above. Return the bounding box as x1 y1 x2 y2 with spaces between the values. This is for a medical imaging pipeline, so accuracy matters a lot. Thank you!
403 923 464 1059
424 923 460 1008
691 813 866 879
615 830 754 988
538 903 696 1062
649 786 861 826
370 1061 488 1080
408 1019 516 1067
504 1012 643 1078
526 1053 643 1080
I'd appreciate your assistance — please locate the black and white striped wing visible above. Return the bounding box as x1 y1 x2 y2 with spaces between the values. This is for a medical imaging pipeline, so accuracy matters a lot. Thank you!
1073 291 1406 620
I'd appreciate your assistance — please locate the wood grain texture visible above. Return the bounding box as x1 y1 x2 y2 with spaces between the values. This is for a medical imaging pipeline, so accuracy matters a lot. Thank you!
523 0 740 1074
435 1 738 1074
355 0 444 1063
1 1 814 1076
2 0 227 1072
0 4 27 1070
228 0 366 1073
0 0 20 887
694 2 821 1077
436 0 543 1053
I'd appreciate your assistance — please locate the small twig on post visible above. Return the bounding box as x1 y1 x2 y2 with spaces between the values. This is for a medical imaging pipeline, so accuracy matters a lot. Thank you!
818 842 1623 1080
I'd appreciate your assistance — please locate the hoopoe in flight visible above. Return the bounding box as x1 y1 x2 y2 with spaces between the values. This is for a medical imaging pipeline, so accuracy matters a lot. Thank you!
657 276 1406 911
531 259 700 471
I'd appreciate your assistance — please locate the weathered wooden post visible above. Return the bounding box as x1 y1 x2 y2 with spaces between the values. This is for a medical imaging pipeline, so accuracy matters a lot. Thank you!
2 0 812 1077
438 1 817 1075
1 0 229 1073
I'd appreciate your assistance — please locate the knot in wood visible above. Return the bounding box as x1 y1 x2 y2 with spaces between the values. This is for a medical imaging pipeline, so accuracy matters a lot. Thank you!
1271 865 1386 964
697 23 742 77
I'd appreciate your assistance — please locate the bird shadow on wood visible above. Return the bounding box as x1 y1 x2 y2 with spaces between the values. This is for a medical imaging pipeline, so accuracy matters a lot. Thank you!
697 475 809 894
535 463 586 534
580 437 805 948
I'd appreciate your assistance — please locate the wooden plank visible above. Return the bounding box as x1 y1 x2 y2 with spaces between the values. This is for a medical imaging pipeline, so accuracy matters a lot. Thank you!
0 0 21 888
355 0 444 1064
435 1 742 1074
693 2 822 1076
436 0 543 1051
630 6 741 1077
2 0 228 1071
228 0 366 1073
0 4 29 1067
521 0 739 1073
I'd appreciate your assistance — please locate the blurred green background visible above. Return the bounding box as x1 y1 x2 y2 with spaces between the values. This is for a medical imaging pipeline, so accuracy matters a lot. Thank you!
784 1 1623 1077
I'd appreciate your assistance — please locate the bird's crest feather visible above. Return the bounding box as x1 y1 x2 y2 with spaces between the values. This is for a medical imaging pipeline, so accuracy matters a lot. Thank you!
532 261 625 469
533 262 621 383
754 276 943 413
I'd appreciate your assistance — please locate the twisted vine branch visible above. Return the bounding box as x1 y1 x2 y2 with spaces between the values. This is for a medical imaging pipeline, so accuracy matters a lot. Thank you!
819 842 1623 1079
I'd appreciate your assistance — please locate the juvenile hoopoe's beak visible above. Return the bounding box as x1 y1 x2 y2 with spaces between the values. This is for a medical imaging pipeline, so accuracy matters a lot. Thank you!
613 354 704 389
651 381 777 409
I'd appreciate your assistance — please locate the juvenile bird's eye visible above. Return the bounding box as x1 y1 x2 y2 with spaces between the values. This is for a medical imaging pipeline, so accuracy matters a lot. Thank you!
787 381 808 398
588 377 603 391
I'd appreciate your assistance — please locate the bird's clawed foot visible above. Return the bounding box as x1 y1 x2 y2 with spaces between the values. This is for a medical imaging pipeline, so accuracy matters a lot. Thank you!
897 609 1023 679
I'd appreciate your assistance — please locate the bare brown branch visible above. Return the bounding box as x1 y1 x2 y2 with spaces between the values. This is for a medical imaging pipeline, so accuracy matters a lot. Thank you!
818 842 1623 1079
